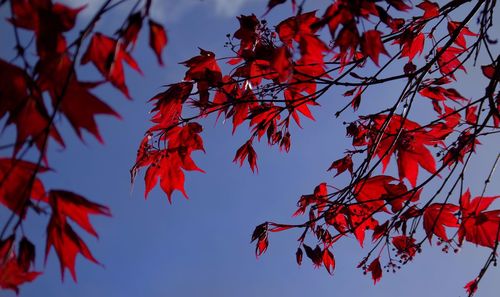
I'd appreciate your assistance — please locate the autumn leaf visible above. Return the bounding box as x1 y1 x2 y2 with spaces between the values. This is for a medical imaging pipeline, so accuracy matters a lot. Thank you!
0 159 48 216
0 59 64 154
447 21 477 49
322 248 335 275
81 33 142 98
49 190 111 238
142 123 205 201
149 20 168 65
458 190 500 248
464 279 478 296
360 30 389 66
251 223 269 257
148 82 193 132
367 257 382 284
45 214 100 281
392 235 417 258
423 203 459 242
327 155 353 177
120 12 143 49
0 253 41 294
371 115 438 187
233 140 258 172
416 1 440 20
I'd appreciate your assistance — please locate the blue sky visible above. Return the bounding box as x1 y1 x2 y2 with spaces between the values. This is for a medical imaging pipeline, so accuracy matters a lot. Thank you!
1 0 499 296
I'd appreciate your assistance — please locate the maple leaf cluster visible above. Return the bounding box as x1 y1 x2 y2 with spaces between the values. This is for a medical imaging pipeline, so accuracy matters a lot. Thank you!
0 0 499 296
132 0 499 296
1 0 168 293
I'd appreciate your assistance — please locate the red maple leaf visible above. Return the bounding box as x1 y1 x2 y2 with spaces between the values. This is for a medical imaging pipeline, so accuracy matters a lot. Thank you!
143 123 205 201
36 54 121 143
347 205 379 247
0 159 47 216
81 33 142 98
423 203 459 242
396 31 425 62
447 21 478 49
328 155 353 177
360 30 389 66
0 253 41 294
392 235 417 258
354 175 396 211
371 115 438 187
233 140 258 172
437 46 466 79
148 82 193 132
45 214 100 281
49 190 111 237
120 12 143 49
0 59 64 154
148 20 168 65
416 1 440 20
464 279 478 296
458 189 500 248
367 257 382 284
322 248 335 275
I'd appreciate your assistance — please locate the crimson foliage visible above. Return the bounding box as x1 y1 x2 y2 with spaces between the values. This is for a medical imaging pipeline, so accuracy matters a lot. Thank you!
0 1 499 296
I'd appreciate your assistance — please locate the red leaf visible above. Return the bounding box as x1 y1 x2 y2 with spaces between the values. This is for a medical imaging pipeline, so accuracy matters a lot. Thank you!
264 0 295 15
45 214 99 281
148 82 193 132
371 115 438 187
416 1 440 19
272 46 292 82
181 48 221 82
251 224 269 258
0 253 41 294
181 48 222 107
347 205 379 247
0 158 48 216
120 12 143 49
481 64 497 80
423 203 459 242
447 21 478 49
37 54 120 143
276 12 319 46
81 33 142 98
327 155 353 177
392 235 417 258
49 190 111 238
458 190 500 248
367 257 382 284
386 0 411 11
233 140 258 173
0 235 15 261
149 20 168 65
322 248 335 275
437 46 466 79
144 123 205 202
360 30 389 66
0 59 64 154
354 175 397 211
398 32 425 61
464 279 478 296
64 81 121 143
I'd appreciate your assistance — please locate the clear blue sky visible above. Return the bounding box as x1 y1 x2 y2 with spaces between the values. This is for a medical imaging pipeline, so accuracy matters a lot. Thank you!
1 0 499 296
